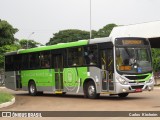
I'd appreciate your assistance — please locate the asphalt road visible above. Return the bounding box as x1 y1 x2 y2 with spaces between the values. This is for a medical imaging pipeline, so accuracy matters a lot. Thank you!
0 87 160 120
0 87 160 111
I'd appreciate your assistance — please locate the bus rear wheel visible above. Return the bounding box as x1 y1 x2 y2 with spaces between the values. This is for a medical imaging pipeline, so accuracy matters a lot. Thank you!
86 81 99 99
118 93 129 98
28 81 37 96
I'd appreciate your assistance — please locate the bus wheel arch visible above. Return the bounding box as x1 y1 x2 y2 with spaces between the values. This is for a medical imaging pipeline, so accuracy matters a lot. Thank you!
83 79 100 99
28 80 37 96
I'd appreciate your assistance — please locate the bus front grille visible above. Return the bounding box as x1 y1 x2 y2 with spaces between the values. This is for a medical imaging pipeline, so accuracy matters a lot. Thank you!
129 81 146 83
125 75 148 80
131 85 144 89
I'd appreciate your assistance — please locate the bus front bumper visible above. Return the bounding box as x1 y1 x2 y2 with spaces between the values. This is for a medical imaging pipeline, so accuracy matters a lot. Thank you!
115 81 154 94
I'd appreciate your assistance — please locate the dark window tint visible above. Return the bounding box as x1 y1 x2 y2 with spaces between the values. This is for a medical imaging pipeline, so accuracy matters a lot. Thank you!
22 54 29 69
29 52 40 69
83 45 98 65
40 51 51 68
5 56 14 71
14 55 21 71
5 55 22 71
68 47 84 66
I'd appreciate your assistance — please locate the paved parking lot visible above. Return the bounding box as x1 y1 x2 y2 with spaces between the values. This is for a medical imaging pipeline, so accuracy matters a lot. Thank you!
0 87 160 111
0 86 160 120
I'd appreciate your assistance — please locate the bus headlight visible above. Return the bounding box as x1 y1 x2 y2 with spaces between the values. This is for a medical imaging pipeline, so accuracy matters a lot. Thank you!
147 76 154 83
116 76 128 85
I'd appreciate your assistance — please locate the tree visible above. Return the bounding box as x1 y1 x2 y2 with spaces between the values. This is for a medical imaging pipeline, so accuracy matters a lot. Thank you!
0 19 19 69
46 29 91 45
19 39 42 49
97 23 117 37
91 30 99 38
46 24 118 45
151 48 160 72
0 19 18 46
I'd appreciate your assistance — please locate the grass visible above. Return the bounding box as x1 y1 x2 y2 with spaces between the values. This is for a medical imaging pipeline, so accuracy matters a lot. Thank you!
155 84 160 87
0 92 14 104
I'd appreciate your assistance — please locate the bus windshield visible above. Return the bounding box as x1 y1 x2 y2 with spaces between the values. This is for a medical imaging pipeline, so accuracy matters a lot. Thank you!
116 47 152 74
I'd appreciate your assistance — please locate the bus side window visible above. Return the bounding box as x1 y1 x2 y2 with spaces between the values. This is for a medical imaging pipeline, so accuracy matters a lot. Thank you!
29 52 40 69
68 47 83 66
22 54 29 70
14 55 21 71
5 56 14 71
40 51 51 68
84 45 98 65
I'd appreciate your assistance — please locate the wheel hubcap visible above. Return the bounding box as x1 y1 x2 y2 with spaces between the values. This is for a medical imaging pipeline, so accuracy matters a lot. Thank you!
88 85 95 96
30 84 35 93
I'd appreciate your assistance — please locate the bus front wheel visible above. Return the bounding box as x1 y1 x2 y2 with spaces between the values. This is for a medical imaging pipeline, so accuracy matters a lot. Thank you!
118 93 129 98
86 81 99 99
28 81 37 96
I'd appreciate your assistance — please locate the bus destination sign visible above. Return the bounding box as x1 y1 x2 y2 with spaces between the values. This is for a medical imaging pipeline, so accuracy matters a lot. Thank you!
122 40 143 45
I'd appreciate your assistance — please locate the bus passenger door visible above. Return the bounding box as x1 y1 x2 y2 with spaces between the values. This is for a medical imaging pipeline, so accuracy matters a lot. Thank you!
100 48 114 91
54 54 64 91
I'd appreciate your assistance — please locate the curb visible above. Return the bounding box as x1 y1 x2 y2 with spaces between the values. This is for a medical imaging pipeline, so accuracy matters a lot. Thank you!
154 87 160 89
0 87 5 89
0 97 15 108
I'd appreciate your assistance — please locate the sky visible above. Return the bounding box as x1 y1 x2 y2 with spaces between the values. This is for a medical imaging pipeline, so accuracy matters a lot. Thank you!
0 0 160 45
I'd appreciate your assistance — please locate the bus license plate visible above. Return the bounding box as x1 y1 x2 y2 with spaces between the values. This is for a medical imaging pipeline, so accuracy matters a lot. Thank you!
135 88 142 92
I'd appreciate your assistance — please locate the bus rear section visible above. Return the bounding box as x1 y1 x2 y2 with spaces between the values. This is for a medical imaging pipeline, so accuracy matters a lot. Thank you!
4 52 22 91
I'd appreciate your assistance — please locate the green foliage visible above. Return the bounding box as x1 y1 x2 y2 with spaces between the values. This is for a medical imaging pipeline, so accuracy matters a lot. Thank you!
91 30 99 38
151 48 160 72
46 29 90 45
96 24 118 37
0 19 19 69
19 39 42 49
46 24 118 45
0 19 18 46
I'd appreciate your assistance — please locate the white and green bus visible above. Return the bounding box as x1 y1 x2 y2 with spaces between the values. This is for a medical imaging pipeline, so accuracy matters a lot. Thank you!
4 37 154 98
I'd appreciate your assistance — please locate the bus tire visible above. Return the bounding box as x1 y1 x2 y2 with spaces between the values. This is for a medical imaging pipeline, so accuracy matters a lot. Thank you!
86 81 99 99
118 93 129 98
28 81 37 96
